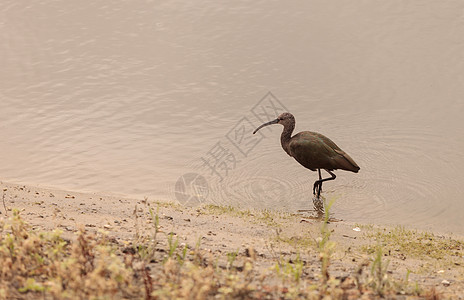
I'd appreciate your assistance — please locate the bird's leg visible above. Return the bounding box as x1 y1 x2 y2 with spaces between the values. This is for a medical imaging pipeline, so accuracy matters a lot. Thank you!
314 170 336 198
313 169 323 195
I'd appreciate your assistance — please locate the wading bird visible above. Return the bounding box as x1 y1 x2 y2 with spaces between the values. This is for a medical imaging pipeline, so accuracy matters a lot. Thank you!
253 112 359 198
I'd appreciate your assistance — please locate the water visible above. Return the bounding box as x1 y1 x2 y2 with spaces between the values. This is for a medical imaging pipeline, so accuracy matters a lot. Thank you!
1 1 463 234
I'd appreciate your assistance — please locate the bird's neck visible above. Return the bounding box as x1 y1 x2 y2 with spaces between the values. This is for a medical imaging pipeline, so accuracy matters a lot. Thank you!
280 124 294 155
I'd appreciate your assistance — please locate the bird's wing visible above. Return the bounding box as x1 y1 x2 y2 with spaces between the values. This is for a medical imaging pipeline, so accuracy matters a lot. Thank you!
288 133 334 171
289 132 360 172
333 149 360 172
311 132 360 172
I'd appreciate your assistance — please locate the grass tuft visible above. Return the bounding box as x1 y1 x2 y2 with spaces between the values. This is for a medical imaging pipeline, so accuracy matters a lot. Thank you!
363 226 464 261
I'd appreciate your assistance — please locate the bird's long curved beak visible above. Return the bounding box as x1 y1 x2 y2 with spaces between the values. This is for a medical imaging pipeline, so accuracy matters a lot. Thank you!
253 118 279 134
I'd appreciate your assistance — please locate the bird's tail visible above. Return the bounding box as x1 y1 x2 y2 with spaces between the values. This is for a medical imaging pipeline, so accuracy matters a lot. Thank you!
334 149 360 173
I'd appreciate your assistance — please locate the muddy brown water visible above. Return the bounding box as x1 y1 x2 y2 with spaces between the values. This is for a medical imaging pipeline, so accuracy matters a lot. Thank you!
1 1 463 234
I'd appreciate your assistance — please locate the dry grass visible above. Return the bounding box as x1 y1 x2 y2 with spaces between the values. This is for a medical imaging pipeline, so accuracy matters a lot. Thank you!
0 206 447 299
362 225 464 273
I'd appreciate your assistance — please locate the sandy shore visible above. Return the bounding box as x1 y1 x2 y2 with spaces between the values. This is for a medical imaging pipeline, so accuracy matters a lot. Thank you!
0 180 463 299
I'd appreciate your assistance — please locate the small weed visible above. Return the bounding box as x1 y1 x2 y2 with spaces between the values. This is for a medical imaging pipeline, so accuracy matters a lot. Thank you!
134 204 161 262
318 199 336 286
2 188 7 216
18 278 45 293
167 232 179 259
200 204 292 228
354 223 374 231
369 246 390 296
201 204 253 219
276 235 314 250
274 254 304 283
226 249 239 270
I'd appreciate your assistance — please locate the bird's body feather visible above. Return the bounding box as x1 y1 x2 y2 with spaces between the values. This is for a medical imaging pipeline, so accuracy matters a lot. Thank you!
287 131 360 173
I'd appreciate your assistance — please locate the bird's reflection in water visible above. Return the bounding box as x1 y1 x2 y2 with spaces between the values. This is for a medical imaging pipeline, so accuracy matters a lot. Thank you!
312 196 325 215
296 197 341 223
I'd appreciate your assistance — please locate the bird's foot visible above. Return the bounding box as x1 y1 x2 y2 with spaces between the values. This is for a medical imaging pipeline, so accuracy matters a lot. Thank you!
313 182 321 195
313 182 322 196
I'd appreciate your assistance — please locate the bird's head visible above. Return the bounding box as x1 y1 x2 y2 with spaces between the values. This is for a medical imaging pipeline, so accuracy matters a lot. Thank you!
253 112 295 134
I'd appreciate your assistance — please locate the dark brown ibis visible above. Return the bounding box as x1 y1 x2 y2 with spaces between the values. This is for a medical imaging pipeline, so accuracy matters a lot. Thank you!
253 112 359 198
